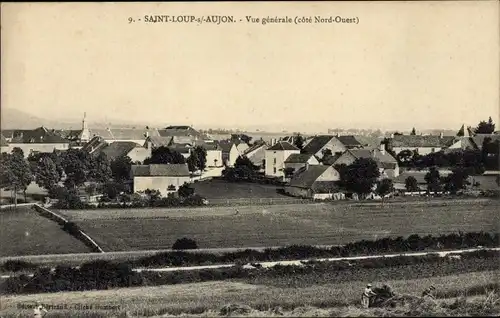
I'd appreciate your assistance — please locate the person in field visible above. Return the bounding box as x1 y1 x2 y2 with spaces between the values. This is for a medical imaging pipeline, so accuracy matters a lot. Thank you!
361 284 377 308
422 286 436 299
33 301 48 318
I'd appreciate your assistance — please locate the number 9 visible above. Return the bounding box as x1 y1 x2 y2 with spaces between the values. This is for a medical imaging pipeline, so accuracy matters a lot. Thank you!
128 17 133 23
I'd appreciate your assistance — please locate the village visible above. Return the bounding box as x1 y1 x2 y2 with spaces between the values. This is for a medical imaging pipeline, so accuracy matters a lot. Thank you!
1 114 498 208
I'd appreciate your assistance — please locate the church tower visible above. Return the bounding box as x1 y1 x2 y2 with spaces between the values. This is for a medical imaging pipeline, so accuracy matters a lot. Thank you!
79 112 91 143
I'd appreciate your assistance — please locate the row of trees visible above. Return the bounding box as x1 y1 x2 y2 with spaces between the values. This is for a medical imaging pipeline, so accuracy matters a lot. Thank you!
392 139 499 171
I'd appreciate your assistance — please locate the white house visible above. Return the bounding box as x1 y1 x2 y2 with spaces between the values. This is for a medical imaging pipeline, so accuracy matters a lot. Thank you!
333 145 400 178
264 141 301 178
100 141 152 164
131 164 191 197
242 141 268 170
389 134 457 156
284 153 320 174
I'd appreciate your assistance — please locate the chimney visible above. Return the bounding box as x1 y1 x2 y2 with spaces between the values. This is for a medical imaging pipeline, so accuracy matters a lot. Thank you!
305 162 309 171
439 132 443 138
145 131 149 138
390 133 394 138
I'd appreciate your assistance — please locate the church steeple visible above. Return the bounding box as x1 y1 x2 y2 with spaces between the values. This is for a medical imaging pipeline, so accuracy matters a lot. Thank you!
79 112 91 143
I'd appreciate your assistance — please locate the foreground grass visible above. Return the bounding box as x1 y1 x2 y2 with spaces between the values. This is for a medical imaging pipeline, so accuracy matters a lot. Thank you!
58 200 499 251
0 207 91 257
0 270 497 317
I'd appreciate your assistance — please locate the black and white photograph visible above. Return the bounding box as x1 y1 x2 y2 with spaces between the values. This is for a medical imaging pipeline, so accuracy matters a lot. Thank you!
0 1 499 317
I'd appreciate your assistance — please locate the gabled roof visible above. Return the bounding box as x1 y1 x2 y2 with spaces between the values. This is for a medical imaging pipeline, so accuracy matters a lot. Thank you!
147 136 173 148
393 170 453 184
284 153 315 164
9 127 70 144
301 135 335 154
168 144 191 154
81 136 108 154
90 128 157 141
391 135 457 148
346 149 398 169
100 141 141 161
289 165 334 189
242 141 267 156
131 164 190 177
267 141 299 151
336 136 362 148
0 134 9 147
159 126 202 138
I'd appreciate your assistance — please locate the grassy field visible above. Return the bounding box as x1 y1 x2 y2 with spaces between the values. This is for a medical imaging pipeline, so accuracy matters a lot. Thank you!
0 270 497 317
192 179 286 199
0 207 92 257
55 200 500 252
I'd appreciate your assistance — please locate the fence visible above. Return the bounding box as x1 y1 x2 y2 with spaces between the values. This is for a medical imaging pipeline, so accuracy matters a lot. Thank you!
208 197 312 206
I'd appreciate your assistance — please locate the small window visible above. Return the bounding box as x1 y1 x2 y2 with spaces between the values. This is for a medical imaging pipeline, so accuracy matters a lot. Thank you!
273 158 277 164
273 167 277 174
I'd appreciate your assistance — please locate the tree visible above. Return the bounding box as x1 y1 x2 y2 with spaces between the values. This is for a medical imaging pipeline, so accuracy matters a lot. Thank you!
172 238 198 250
474 117 495 134
110 156 133 182
376 179 394 198
443 167 470 194
424 167 442 193
339 158 380 197
222 156 259 182
294 134 305 150
186 154 197 173
144 146 186 165
34 156 60 192
410 127 416 135
178 183 195 198
89 152 112 184
404 176 419 193
2 151 33 205
11 147 24 158
193 146 207 172
396 150 414 166
60 149 93 189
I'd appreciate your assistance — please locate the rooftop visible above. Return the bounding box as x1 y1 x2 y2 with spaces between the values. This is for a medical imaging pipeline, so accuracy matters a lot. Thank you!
131 164 190 177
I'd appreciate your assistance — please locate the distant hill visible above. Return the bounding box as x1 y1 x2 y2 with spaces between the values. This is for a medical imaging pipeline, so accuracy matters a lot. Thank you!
0 108 67 129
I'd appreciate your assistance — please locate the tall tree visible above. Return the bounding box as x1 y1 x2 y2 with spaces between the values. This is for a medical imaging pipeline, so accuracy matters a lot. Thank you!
474 117 495 134
193 146 207 172
11 147 24 158
376 178 394 205
424 167 442 193
110 155 133 182
89 152 112 184
443 167 470 194
34 156 61 192
339 158 380 197
410 127 416 135
405 176 419 193
294 134 305 150
144 146 186 165
2 151 33 205
60 149 92 189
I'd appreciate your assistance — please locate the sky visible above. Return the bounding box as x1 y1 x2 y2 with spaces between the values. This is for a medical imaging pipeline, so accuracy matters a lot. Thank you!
1 2 499 132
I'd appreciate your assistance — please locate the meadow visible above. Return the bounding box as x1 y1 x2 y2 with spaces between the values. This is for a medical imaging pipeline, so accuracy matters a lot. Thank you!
57 200 500 252
192 179 287 200
1 270 498 317
0 207 91 257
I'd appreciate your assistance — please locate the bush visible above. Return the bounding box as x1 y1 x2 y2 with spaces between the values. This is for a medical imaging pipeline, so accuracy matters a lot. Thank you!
172 238 198 250
1 260 38 272
183 194 206 206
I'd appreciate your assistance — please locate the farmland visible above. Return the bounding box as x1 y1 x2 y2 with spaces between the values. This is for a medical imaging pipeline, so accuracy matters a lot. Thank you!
192 179 287 200
1 270 498 317
0 207 91 257
58 200 499 252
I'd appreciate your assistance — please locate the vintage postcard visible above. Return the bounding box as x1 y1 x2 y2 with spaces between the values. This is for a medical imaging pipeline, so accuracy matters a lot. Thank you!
0 1 499 317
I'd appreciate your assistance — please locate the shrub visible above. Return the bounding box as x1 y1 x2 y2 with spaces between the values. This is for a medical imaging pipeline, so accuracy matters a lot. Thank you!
1 260 38 272
183 194 205 206
172 238 198 250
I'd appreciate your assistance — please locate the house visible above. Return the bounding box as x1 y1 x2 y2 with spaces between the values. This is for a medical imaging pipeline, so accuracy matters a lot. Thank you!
333 145 400 178
144 136 174 149
389 134 457 156
130 164 191 197
99 141 152 164
168 144 192 159
157 126 204 145
1 134 9 153
393 171 429 192
241 140 268 169
301 135 348 159
193 141 223 167
284 153 320 174
81 136 108 155
217 140 240 167
264 141 301 178
5 127 70 158
284 164 340 198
